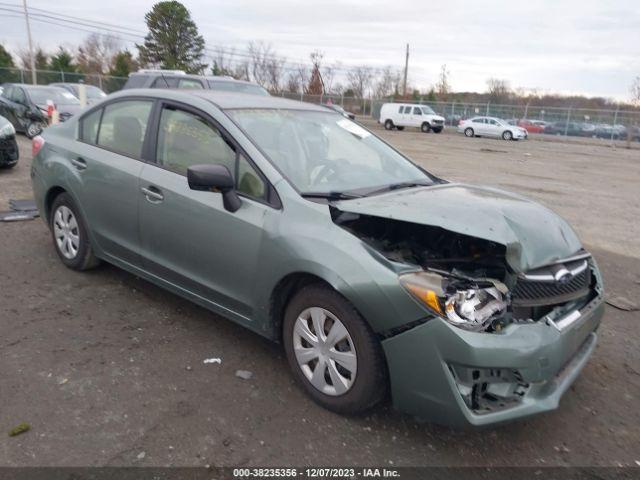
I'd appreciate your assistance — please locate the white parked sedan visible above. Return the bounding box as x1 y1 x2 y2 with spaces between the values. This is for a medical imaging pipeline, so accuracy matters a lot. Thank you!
458 116 528 140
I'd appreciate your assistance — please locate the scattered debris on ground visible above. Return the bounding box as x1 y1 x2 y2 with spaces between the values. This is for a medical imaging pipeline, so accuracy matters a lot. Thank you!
8 423 31 437
0 198 39 222
203 358 222 364
235 370 253 380
606 296 639 311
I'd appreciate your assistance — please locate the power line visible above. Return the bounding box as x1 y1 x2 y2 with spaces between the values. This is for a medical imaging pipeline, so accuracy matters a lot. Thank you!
0 4 399 77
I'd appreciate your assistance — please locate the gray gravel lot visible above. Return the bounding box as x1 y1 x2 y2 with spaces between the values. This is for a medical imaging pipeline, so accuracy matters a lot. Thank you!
1 129 639 467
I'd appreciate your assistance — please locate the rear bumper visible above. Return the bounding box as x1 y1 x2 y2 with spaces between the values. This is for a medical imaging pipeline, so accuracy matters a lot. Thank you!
382 292 604 427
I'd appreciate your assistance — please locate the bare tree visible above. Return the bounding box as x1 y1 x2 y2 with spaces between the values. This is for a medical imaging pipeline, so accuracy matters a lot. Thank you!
631 76 640 106
347 66 373 99
306 50 324 95
373 66 400 98
322 61 340 94
77 34 121 74
486 77 511 103
436 64 451 97
246 41 285 92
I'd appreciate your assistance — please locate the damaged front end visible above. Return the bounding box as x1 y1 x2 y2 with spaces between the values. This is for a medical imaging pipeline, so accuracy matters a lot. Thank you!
332 208 600 334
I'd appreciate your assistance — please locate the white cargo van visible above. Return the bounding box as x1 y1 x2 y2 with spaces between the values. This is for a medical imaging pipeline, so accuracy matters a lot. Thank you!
379 103 446 133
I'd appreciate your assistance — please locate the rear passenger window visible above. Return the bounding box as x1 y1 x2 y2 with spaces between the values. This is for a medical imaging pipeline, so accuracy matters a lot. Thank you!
151 77 179 88
80 108 102 144
403 106 411 114
97 101 152 158
472 118 484 123
178 79 204 89
156 107 236 176
398 106 403 113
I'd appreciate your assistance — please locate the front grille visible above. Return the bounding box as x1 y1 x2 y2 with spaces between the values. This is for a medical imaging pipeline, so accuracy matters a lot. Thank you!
512 268 591 307
432 119 444 125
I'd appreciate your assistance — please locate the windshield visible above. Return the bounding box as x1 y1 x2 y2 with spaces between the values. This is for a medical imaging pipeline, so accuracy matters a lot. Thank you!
27 87 80 106
228 109 432 195
208 80 269 96
85 85 107 99
421 106 436 115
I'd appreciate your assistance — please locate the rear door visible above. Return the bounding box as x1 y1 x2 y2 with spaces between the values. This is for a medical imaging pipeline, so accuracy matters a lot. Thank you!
137 101 275 320
2 86 29 130
74 98 154 265
471 117 487 135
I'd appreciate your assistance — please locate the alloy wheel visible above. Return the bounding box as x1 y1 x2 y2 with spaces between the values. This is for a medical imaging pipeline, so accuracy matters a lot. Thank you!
292 307 357 396
53 205 80 259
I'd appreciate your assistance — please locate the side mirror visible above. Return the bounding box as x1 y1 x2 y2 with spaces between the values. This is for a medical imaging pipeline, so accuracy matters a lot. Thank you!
187 164 241 212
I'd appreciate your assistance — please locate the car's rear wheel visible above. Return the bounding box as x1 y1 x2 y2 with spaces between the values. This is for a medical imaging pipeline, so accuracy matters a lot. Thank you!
421 122 431 133
26 121 45 139
464 127 474 137
50 193 100 271
502 130 513 141
283 284 387 414
384 119 394 130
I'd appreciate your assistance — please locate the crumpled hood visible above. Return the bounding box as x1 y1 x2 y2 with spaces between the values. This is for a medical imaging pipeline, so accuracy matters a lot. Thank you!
334 183 582 273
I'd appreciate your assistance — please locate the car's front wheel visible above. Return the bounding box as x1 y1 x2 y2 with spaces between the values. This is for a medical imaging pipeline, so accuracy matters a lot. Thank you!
421 122 431 133
26 121 45 139
502 130 513 141
464 127 474 137
283 284 387 414
50 193 100 271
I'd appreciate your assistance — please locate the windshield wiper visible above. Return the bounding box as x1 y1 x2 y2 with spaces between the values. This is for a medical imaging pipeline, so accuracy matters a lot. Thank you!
301 191 363 200
362 181 432 197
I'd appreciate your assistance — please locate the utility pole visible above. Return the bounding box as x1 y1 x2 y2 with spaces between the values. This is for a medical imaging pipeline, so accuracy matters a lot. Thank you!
402 43 409 98
22 0 37 85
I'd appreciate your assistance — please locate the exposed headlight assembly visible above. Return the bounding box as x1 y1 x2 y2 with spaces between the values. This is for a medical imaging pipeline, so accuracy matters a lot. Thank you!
399 271 508 332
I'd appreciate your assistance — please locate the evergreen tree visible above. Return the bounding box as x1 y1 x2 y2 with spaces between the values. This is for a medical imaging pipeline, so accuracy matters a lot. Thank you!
137 1 206 74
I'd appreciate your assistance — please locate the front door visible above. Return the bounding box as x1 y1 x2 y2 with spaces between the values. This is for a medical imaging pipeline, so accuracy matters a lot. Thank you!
138 103 273 320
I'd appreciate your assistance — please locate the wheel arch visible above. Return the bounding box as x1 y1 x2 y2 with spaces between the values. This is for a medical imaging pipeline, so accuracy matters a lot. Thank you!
269 271 338 343
44 186 68 223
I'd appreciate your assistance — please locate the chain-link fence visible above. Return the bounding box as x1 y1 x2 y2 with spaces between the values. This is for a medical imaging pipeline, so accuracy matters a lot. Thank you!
2 66 639 142
0 67 127 93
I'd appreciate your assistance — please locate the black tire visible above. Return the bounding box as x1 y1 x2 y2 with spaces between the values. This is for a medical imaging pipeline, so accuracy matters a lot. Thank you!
26 121 44 139
502 130 513 141
49 192 100 271
283 284 387 415
0 162 17 169
384 119 394 130
464 127 474 137
421 122 431 133
396 126 405 131
433 128 443 134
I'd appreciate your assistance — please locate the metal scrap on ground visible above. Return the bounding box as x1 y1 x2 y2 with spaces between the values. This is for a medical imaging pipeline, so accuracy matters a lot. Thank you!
1 199 39 222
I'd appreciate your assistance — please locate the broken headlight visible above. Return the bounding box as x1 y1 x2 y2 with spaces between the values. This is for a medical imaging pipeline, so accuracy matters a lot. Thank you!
399 271 508 332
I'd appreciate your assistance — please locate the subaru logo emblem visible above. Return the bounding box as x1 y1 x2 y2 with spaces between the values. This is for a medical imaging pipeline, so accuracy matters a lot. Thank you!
554 266 573 284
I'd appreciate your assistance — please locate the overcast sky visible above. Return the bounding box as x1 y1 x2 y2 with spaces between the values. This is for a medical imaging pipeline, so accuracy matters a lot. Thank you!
1 0 638 100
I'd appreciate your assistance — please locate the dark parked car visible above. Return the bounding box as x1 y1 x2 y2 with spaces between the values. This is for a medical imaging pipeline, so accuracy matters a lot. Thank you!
324 103 356 120
543 121 583 137
50 83 107 105
31 89 604 427
0 84 82 138
0 114 19 168
123 70 270 96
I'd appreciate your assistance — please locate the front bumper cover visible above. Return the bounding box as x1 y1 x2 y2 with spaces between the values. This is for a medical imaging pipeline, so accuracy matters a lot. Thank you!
382 292 604 427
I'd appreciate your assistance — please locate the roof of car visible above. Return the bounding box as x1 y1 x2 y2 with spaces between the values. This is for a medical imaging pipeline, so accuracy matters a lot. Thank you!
117 88 329 112
129 71 260 87
6 83 67 91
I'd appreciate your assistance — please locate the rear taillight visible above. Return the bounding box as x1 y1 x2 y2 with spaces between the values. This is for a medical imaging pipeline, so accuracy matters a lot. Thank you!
32 135 45 157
